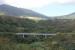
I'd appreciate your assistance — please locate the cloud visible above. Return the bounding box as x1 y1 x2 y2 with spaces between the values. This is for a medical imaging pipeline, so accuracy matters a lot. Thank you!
56 0 75 4
4 0 51 9
2 0 75 9
0 0 5 5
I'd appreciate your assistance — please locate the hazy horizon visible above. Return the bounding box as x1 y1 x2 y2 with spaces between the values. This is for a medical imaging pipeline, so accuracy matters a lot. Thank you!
0 0 75 16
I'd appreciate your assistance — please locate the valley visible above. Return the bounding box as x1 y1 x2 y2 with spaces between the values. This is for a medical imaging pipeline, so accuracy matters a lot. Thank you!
0 4 75 50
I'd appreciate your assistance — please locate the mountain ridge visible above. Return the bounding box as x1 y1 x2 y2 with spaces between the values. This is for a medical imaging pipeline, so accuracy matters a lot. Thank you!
0 4 48 19
55 12 75 19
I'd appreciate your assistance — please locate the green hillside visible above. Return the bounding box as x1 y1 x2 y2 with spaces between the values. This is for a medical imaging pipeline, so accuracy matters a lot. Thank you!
0 15 75 33
55 12 75 19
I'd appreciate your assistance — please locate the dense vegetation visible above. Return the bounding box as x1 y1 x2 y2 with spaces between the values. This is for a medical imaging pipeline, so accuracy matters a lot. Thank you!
0 33 75 50
0 15 37 32
0 15 75 33
0 4 75 50
0 15 75 50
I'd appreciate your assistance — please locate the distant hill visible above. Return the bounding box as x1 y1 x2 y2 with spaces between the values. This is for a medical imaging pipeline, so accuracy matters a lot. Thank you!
0 4 48 20
55 12 75 19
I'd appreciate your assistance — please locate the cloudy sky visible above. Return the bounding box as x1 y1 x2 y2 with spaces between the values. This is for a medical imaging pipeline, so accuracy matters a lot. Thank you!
0 0 75 16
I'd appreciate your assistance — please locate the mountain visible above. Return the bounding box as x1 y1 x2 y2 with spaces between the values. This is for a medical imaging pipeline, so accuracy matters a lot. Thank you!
0 4 48 20
55 12 75 19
